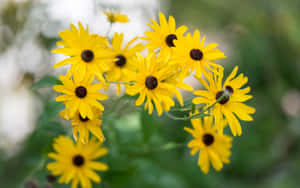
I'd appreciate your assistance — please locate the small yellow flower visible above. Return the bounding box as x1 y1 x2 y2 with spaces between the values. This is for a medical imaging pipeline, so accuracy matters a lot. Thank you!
47 136 108 188
184 115 232 174
105 32 144 96
60 108 105 144
126 52 193 116
193 66 255 136
172 30 226 77
54 71 108 120
103 10 129 23
52 22 114 82
141 12 187 60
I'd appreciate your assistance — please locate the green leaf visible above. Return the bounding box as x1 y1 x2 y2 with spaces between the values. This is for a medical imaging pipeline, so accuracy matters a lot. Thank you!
183 98 193 106
32 76 61 89
118 94 138 101
40 101 64 125
189 113 210 120
191 103 196 113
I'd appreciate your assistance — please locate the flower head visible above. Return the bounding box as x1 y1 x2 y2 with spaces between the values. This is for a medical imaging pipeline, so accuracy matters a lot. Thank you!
47 136 108 188
105 32 144 95
184 115 232 174
126 52 193 116
172 30 226 76
193 66 255 136
60 108 105 144
52 22 114 82
103 10 129 23
141 12 187 60
54 71 108 120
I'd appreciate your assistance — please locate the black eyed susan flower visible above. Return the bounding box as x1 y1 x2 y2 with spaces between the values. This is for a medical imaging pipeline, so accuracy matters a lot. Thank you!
141 12 187 60
172 30 226 77
47 136 108 188
105 32 144 95
126 52 193 116
184 115 232 174
193 66 255 136
60 108 105 144
54 71 108 120
103 10 129 23
52 22 114 82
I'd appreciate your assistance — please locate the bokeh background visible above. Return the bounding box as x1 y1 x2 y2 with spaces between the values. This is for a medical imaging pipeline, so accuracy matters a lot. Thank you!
1 0 300 187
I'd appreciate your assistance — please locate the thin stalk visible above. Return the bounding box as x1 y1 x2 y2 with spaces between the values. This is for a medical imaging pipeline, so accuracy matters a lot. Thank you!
106 80 135 85
166 93 227 121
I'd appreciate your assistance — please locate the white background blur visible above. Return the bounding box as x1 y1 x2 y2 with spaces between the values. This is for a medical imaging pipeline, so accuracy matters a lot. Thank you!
0 0 168 156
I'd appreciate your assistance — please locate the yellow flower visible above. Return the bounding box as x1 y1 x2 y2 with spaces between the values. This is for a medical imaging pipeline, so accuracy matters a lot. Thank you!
54 71 108 120
141 12 187 60
105 32 144 96
184 115 232 174
126 52 193 116
103 10 129 23
60 108 105 144
172 30 226 77
193 66 256 136
47 136 108 188
52 22 114 82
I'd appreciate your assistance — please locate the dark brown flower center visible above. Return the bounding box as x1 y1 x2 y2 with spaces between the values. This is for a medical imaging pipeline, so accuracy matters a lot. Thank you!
216 91 229 104
79 113 89 122
203 133 214 146
145 76 158 90
46 174 56 183
72 154 85 167
81 49 94 62
165 34 177 47
215 85 234 104
190 49 203 60
75 86 87 98
115 55 126 67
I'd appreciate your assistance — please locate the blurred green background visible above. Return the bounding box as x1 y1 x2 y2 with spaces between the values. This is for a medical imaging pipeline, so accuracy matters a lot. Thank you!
1 0 300 187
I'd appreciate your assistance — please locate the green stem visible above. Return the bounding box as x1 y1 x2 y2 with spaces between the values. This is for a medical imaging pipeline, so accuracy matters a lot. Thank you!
166 93 227 121
106 80 135 85
106 22 113 37
170 104 205 112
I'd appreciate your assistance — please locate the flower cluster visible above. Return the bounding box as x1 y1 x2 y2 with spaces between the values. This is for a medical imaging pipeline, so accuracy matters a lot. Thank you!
47 11 255 187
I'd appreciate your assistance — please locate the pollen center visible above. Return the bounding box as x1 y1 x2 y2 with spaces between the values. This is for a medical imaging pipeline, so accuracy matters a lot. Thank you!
215 85 234 104
145 76 158 90
190 49 203 60
79 113 89 122
75 86 87 98
81 49 94 62
203 133 214 146
165 34 177 47
72 154 85 167
216 91 230 104
115 55 126 67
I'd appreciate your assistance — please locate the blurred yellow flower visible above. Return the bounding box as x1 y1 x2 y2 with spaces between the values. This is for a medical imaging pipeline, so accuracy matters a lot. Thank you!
184 115 232 174
105 32 144 96
52 22 114 82
54 71 108 120
60 108 105 144
47 136 108 188
193 66 255 136
172 30 226 77
126 52 193 116
141 12 187 60
103 11 129 23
